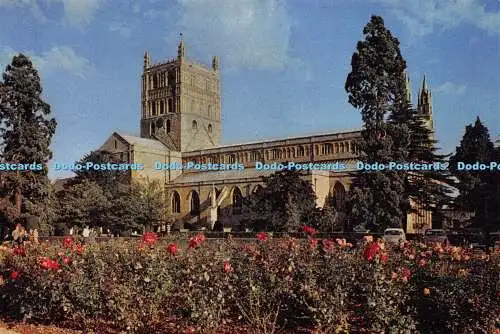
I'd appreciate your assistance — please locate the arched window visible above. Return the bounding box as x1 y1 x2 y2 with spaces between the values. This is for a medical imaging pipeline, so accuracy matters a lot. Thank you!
190 191 200 215
192 120 198 130
168 99 173 113
322 143 333 155
152 102 157 116
150 122 155 136
171 191 181 213
114 140 117 149
253 185 264 194
333 182 346 211
208 105 212 117
160 100 165 114
297 146 304 157
166 119 171 133
232 187 243 214
208 124 212 133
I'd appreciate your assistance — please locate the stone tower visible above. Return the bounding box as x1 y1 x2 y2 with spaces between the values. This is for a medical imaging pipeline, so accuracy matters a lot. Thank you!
417 75 434 139
140 35 221 152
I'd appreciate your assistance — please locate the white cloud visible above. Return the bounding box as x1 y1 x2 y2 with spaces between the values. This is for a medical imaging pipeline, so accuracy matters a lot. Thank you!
0 46 93 78
53 0 103 27
0 0 104 26
177 0 300 71
435 81 467 95
374 0 500 36
109 22 132 38
0 0 46 21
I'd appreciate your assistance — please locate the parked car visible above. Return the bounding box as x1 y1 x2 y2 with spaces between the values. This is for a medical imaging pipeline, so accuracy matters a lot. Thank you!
423 229 449 246
461 228 487 250
383 228 406 245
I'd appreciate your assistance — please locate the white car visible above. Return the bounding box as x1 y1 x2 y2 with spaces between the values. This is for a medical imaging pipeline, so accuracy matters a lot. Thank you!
383 228 406 245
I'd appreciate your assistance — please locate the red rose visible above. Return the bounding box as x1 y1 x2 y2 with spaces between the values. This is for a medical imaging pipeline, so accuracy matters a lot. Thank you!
13 246 26 256
188 233 206 249
256 232 269 242
50 261 60 271
364 242 380 261
63 257 72 265
167 243 178 256
41 258 59 271
41 257 52 270
10 271 21 280
402 267 411 281
75 244 85 255
63 236 74 249
419 259 426 267
142 232 159 245
309 238 318 249
301 225 317 235
380 252 389 263
322 239 334 252
223 261 233 273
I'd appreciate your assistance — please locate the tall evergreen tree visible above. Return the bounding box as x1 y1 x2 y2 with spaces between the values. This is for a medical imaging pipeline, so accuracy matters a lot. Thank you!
0 54 57 229
344 15 408 232
388 85 454 224
449 117 498 231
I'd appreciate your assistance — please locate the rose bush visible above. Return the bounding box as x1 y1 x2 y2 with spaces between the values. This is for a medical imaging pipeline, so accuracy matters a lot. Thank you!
0 231 498 334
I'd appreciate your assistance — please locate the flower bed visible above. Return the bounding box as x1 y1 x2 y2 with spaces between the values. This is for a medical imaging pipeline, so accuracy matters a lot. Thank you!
0 232 499 334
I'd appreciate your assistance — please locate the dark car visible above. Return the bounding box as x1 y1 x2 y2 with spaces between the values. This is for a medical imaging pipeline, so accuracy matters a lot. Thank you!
424 229 449 246
462 229 487 250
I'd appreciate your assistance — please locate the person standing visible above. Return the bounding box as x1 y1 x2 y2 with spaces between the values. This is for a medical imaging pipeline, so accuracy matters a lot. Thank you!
11 224 22 246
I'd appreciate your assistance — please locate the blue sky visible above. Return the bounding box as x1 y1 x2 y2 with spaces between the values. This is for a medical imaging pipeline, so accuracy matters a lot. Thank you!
0 0 499 180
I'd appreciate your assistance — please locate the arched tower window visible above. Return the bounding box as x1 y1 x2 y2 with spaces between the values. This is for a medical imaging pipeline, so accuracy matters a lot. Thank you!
208 124 212 133
152 102 157 116
168 99 173 113
166 119 171 133
190 191 200 215
171 191 181 213
232 187 243 215
192 120 198 130
160 100 165 114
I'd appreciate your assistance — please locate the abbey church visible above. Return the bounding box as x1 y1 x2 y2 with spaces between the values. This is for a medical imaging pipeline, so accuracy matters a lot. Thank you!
98 38 435 233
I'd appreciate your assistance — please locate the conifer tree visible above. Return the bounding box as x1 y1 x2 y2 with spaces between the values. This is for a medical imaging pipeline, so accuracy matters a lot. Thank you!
449 117 498 231
344 15 408 231
0 54 57 229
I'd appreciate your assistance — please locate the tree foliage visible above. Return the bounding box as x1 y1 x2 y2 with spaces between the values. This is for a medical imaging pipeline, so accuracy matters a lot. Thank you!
244 169 317 232
449 117 499 231
0 54 57 229
72 150 128 195
344 16 408 232
54 176 167 235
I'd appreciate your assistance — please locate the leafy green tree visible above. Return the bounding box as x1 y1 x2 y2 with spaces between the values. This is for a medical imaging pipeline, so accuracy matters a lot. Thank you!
449 117 498 231
72 150 128 195
0 54 57 229
131 177 167 231
344 16 408 232
244 169 317 232
54 180 110 230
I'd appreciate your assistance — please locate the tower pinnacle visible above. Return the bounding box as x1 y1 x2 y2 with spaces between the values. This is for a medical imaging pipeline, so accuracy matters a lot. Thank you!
177 33 185 60
144 51 151 69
